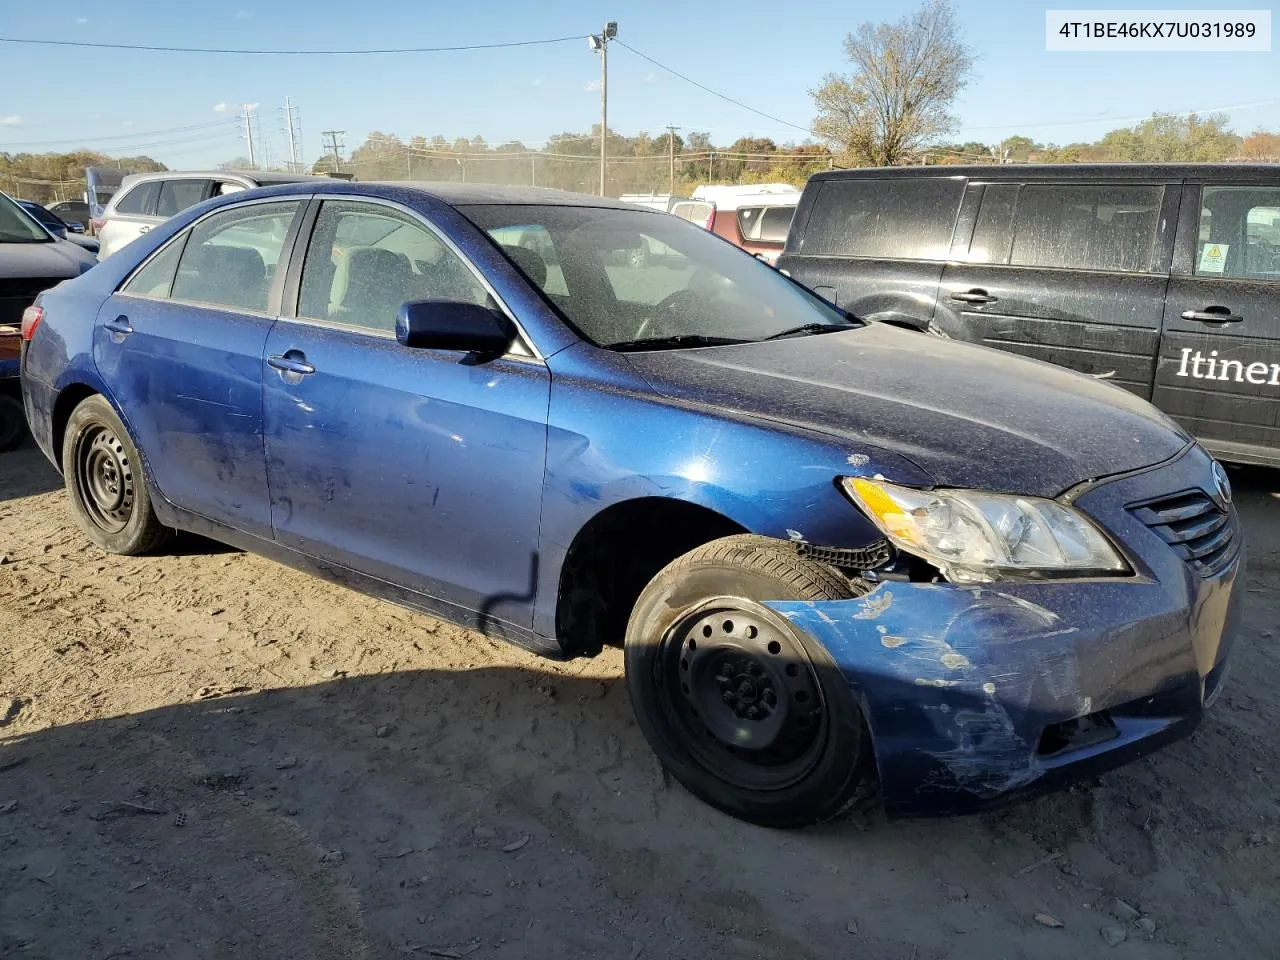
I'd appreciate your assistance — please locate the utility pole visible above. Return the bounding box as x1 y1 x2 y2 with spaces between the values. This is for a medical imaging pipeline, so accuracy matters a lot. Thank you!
665 124 681 195
322 130 345 173
530 152 536 187
283 97 302 172
241 104 257 168
588 21 617 197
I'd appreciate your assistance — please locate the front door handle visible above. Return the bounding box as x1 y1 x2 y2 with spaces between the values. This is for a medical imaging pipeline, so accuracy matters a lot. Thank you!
103 316 133 340
1181 306 1243 324
138 224 151 234
268 354 316 376
950 289 997 305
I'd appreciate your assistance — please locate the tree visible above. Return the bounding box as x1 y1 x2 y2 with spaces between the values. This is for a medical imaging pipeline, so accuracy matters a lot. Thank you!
811 0 976 166
1240 129 1280 160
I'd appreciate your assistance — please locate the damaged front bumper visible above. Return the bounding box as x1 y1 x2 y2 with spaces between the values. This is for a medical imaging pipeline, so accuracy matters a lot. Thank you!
770 445 1245 818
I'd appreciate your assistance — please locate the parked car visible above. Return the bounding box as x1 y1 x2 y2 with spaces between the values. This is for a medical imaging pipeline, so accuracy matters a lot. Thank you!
780 163 1280 468
21 181 1241 825
48 199 92 232
17 200 101 255
672 183 801 263
93 170 327 259
1 191 96 450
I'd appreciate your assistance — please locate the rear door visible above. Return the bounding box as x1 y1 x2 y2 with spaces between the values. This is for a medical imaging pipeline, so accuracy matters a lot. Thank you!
782 176 966 326
93 197 304 537
98 180 161 257
1154 181 1280 465
938 180 1176 398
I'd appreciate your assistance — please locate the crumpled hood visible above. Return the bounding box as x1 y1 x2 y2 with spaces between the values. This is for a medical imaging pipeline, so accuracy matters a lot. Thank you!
623 322 1190 498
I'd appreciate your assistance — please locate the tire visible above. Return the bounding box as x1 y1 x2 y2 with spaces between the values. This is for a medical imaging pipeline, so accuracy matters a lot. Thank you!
60 394 171 555
0 394 26 452
624 534 876 827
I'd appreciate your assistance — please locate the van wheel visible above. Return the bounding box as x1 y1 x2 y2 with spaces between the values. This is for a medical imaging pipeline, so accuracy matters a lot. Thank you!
0 394 26 452
61 395 171 555
624 535 876 827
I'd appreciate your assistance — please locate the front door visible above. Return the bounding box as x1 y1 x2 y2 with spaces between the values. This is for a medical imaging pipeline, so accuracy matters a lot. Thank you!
1155 182 1280 466
262 199 550 630
93 198 303 536
939 181 1177 398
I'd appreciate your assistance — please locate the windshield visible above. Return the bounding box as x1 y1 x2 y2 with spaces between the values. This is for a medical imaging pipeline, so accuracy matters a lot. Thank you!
0 194 53 243
462 204 855 349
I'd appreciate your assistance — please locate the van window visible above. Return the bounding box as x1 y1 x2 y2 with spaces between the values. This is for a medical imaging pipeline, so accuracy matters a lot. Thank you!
968 184 1018 263
1197 186 1280 281
671 200 714 228
113 182 160 216
156 179 211 218
798 178 964 260
1009 184 1161 274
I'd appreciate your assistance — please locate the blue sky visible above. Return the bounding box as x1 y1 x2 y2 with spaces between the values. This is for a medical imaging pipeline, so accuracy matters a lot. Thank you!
1 0 1277 168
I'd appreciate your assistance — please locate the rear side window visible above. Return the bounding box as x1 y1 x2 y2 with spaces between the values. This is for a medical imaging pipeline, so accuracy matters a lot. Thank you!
156 179 211 218
1197 186 1280 281
736 205 795 244
113 182 159 216
798 178 964 260
1008 184 1162 273
169 200 300 312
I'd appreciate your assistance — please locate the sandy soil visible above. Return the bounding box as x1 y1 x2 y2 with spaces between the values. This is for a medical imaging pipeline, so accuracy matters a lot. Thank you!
1 440 1277 960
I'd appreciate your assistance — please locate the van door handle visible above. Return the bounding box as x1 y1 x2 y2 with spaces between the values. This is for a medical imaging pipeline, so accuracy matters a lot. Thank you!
950 289 997 305
1181 306 1243 324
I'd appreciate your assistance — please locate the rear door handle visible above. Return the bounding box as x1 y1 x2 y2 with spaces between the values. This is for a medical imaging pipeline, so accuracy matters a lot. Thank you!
949 289 997 305
138 224 151 234
268 354 316 376
103 316 133 340
1181 307 1243 324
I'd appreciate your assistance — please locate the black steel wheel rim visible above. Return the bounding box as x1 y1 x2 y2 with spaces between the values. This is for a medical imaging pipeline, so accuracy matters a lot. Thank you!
74 424 135 534
658 600 828 791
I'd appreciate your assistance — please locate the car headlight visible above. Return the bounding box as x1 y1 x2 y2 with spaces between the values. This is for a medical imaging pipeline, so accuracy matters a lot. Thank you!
841 477 1128 583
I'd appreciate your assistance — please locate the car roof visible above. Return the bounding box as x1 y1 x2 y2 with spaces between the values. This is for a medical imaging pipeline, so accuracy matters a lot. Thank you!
116 170 331 188
807 163 1280 183
362 181 640 209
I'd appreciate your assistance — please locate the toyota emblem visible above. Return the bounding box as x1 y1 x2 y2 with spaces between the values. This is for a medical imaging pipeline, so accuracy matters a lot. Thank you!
1211 460 1232 507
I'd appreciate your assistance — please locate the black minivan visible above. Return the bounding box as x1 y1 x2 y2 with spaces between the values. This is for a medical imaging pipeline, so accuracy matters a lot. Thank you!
779 164 1280 468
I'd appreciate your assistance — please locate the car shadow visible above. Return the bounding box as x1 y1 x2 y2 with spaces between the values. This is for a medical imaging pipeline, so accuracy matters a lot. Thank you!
0 441 61 503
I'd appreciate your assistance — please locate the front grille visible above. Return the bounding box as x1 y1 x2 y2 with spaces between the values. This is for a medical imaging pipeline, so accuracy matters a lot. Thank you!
1129 489 1237 577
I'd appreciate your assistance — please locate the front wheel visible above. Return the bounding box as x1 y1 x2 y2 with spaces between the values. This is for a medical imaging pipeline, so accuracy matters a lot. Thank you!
624 535 876 827
61 394 171 555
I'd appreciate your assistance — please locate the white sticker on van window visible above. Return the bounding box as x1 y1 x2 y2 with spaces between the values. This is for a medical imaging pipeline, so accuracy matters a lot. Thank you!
1198 242 1229 272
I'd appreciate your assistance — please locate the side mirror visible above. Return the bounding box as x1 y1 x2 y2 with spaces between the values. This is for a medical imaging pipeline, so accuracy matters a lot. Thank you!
396 299 515 355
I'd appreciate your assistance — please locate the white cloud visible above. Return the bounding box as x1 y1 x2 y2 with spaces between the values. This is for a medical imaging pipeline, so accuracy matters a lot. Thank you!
532 78 543 87
213 102 229 113
643 72 656 83
0 115 22 127
584 79 602 92
234 9 254 18
75 16 89 24
121 120 134 127
245 102 259 111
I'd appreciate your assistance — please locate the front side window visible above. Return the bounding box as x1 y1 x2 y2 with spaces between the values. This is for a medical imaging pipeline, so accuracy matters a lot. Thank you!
464 204 856 349
1009 184 1162 274
167 200 300 312
798 178 964 260
112 181 159 216
1197 186 1280 281
297 201 491 333
156 179 211 218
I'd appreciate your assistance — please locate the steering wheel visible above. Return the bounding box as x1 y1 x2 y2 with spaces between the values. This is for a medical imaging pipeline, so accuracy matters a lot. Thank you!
632 289 703 341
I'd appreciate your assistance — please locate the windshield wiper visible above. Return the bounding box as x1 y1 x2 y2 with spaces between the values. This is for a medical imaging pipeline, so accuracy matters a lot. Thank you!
607 334 751 352
761 321 857 341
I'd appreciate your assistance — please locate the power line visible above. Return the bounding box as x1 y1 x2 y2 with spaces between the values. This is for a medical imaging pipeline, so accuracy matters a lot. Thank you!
0 34 584 56
2 119 240 148
615 41 816 138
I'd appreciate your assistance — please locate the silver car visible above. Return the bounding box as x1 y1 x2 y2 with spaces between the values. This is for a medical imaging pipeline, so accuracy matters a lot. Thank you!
94 170 326 259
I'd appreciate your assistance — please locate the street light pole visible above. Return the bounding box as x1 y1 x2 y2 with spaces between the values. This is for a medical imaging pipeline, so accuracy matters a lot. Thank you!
588 22 617 197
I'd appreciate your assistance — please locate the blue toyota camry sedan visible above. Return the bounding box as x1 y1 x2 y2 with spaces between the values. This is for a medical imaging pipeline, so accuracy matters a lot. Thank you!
18 181 1243 825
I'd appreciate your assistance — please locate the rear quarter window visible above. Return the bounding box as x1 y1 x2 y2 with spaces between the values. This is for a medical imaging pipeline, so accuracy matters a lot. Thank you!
1008 184 1162 274
798 178 965 260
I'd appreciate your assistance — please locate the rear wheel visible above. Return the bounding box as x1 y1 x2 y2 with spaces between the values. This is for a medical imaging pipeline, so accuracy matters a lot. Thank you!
61 395 171 555
624 535 876 827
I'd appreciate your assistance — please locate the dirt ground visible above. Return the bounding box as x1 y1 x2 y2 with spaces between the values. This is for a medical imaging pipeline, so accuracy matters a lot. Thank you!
1 440 1277 960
